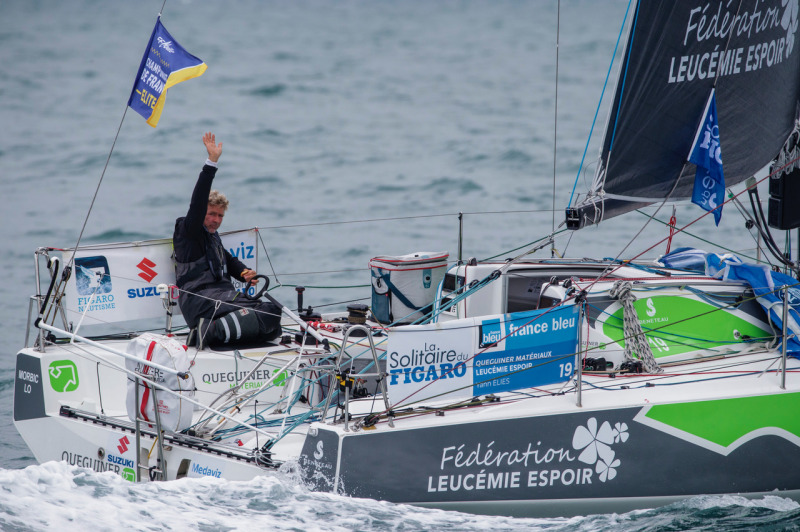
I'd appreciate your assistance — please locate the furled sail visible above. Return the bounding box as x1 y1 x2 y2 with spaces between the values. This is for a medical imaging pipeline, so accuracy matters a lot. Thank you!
567 0 800 229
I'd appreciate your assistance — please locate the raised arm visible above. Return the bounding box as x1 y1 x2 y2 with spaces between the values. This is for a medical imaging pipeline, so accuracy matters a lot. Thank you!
203 131 222 162
184 133 222 230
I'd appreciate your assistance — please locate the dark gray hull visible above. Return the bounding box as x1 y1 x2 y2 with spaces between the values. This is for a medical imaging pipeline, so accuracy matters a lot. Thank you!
300 402 800 517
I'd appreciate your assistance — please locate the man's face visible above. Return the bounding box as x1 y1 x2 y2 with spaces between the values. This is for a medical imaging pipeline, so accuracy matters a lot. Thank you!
204 204 226 233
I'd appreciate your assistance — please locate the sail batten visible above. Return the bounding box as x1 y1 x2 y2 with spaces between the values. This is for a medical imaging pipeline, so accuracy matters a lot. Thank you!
568 0 800 229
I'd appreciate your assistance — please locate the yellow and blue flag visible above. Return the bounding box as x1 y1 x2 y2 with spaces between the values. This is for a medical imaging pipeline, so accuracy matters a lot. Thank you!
688 89 725 226
127 18 206 127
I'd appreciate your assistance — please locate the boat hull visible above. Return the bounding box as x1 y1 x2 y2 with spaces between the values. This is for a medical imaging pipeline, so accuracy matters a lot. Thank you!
300 393 800 516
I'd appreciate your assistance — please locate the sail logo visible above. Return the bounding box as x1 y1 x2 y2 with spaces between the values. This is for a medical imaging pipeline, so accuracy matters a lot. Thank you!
669 0 798 84
137 257 158 282
156 36 175 54
48 360 79 392
75 256 112 295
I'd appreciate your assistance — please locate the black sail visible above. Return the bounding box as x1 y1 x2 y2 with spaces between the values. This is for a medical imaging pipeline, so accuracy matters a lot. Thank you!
568 0 800 229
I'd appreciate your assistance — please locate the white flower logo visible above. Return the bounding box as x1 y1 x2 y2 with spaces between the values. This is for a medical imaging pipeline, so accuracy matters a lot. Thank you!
613 422 629 443
572 417 615 464
782 0 799 57
596 456 621 482
572 417 629 483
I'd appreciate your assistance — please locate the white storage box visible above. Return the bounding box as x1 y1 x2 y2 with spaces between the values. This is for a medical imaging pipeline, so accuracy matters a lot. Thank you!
369 251 449 324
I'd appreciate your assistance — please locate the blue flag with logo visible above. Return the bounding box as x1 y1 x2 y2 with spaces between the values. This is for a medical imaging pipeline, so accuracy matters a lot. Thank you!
127 18 206 128
688 89 725 225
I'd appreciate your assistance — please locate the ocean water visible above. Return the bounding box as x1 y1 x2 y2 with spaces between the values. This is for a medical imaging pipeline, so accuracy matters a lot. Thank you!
2 0 799 529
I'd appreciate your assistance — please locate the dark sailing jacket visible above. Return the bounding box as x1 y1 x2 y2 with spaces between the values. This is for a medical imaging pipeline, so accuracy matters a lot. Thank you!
173 164 248 327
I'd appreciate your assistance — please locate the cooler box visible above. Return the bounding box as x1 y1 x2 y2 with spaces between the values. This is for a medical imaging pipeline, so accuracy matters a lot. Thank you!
369 251 449 324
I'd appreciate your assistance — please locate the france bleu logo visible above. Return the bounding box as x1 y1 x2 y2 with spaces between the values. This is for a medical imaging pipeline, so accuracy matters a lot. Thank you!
479 318 502 348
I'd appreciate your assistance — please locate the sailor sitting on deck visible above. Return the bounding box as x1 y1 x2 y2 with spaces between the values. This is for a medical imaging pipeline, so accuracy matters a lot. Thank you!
173 132 281 348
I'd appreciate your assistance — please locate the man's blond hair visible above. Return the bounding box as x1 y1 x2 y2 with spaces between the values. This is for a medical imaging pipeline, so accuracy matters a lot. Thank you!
208 190 229 210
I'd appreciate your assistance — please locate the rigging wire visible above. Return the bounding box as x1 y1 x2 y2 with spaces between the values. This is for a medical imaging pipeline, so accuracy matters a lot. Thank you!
550 0 561 254
63 4 172 284
64 108 130 271
571 155 800 295
634 208 762 263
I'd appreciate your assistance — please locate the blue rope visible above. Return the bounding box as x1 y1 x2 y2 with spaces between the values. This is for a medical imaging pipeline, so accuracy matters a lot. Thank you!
567 0 634 208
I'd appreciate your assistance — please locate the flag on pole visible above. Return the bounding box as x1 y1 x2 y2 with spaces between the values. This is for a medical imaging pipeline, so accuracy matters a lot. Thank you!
688 89 725 225
128 18 206 127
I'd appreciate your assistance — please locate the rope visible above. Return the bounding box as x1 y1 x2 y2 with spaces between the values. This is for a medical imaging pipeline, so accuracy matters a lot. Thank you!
665 206 677 254
609 280 662 374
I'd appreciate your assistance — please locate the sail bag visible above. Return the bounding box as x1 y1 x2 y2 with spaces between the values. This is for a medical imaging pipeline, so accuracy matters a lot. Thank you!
369 252 449 324
125 333 195 431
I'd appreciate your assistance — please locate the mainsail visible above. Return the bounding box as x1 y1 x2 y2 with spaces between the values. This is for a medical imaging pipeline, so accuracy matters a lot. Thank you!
567 0 800 229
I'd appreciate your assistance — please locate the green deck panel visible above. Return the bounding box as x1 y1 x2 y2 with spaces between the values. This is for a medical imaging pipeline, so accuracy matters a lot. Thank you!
603 296 772 358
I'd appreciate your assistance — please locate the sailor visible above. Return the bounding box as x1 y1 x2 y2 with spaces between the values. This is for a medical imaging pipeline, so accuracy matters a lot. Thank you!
173 132 281 348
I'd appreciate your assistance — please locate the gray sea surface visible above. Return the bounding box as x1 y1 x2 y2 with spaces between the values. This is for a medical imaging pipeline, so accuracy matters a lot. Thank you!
1 0 798 529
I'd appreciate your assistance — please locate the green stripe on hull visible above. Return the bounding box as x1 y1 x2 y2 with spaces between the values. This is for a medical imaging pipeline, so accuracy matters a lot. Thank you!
640 392 800 452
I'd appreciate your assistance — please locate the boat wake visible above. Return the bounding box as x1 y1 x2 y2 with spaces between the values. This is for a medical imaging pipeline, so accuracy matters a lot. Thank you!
0 462 797 532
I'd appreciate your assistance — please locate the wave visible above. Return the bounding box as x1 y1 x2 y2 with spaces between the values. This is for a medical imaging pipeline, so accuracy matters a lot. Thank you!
0 462 797 532
85 229 157 243
242 175 285 186
425 177 484 194
248 84 287 98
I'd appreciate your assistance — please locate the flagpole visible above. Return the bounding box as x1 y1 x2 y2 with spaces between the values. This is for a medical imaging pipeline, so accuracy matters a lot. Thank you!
66 5 168 272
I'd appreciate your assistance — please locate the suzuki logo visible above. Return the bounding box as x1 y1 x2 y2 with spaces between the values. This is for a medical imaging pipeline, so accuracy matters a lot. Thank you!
137 258 158 282
117 435 130 454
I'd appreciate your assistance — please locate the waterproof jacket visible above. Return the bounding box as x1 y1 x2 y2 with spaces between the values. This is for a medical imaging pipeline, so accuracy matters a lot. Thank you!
173 164 248 327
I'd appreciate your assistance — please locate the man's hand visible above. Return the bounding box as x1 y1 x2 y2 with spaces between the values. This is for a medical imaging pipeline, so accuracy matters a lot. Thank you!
203 132 223 163
241 269 257 286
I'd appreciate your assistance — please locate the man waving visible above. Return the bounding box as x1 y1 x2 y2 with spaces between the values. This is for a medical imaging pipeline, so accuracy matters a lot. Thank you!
173 132 281 348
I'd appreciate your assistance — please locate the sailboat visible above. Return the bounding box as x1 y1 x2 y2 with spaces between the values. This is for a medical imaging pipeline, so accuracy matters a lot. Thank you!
14 0 800 518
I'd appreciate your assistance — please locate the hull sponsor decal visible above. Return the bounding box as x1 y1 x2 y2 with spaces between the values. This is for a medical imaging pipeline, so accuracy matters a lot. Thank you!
48 360 79 392
317 405 800 503
14 354 46 421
